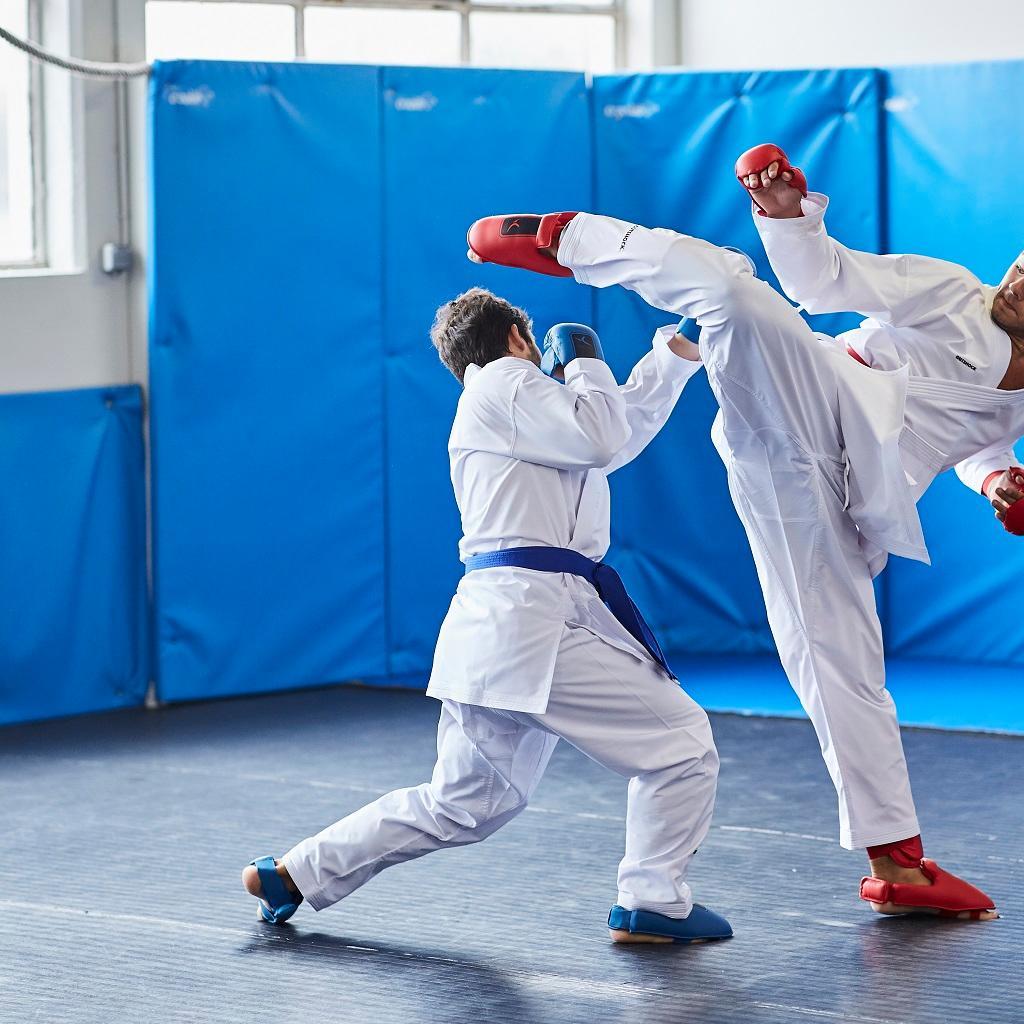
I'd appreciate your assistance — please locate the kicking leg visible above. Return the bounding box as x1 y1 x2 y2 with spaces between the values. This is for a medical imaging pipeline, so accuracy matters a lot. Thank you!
468 208 758 325
245 701 557 915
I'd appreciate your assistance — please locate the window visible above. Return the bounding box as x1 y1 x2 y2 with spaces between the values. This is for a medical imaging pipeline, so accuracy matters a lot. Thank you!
0 0 39 267
469 12 616 73
304 8 462 68
145 1 620 72
146 2 298 62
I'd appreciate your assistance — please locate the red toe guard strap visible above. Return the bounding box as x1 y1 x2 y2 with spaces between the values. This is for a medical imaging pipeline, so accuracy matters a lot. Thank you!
867 834 923 868
859 859 995 913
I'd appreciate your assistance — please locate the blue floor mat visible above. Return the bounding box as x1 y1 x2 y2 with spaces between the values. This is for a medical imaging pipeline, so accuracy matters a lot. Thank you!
2 685 1020 1024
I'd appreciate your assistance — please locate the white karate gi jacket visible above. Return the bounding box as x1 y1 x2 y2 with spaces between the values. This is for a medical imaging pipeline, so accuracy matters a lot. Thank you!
755 193 1024 568
426 329 703 714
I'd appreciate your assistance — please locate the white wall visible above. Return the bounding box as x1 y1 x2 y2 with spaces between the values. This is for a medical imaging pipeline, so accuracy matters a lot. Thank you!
0 0 141 395
679 0 1024 70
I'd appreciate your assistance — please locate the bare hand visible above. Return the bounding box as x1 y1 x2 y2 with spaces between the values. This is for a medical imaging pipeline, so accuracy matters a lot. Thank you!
743 161 804 219
984 469 1024 522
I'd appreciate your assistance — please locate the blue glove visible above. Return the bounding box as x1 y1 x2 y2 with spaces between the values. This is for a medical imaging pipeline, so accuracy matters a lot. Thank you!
540 323 605 380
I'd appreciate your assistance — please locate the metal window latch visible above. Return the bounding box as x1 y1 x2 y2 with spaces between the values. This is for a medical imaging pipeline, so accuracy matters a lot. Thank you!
101 242 133 275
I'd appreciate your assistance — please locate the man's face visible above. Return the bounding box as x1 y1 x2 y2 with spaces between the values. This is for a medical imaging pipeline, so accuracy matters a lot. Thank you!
526 330 543 368
991 252 1024 334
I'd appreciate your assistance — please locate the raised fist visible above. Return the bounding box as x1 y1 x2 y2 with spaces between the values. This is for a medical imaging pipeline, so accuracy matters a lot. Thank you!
735 143 806 219
985 467 1024 535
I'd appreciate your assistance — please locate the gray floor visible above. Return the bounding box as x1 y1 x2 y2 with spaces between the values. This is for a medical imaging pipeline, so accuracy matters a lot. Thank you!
1 685 1020 1024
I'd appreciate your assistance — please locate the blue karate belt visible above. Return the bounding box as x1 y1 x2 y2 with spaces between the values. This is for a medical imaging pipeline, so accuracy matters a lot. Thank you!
463 546 675 679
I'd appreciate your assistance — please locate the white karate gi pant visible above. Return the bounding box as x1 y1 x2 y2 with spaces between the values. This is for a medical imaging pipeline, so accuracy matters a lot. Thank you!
283 625 718 917
558 213 920 850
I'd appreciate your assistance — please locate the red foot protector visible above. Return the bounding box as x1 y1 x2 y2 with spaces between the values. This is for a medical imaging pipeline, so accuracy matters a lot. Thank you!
735 143 808 215
1003 468 1024 536
467 212 577 278
859 859 996 919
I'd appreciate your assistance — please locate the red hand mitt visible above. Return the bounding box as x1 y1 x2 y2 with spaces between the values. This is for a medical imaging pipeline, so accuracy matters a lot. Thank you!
735 143 808 211
1003 468 1024 536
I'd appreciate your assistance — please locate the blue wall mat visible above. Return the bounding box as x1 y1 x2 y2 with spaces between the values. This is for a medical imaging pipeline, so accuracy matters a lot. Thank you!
885 462 1024 664
0 386 147 724
887 61 1024 281
149 61 388 701
381 67 595 676
884 61 1024 664
592 68 884 656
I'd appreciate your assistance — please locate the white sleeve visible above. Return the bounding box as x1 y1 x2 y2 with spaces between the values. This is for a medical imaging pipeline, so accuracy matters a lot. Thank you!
602 325 704 475
508 358 631 470
755 193 981 327
954 440 1023 495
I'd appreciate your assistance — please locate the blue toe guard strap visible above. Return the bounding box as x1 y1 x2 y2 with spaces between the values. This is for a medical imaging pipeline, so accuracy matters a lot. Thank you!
608 904 733 942
252 856 300 923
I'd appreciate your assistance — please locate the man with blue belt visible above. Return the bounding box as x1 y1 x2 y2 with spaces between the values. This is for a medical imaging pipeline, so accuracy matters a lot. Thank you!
242 286 731 944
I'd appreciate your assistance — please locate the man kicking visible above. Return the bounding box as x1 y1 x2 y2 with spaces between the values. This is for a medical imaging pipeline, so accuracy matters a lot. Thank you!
467 145 1023 920
242 286 732 944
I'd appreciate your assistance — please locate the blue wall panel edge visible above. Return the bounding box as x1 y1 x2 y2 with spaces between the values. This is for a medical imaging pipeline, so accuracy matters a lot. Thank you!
0 385 148 725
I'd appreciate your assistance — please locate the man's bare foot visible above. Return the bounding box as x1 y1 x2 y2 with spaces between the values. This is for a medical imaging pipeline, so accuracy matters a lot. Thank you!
241 859 300 907
866 856 999 921
466 240 559 263
609 928 674 944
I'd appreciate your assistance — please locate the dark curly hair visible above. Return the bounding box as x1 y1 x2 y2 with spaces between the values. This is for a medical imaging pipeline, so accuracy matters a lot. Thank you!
430 287 533 383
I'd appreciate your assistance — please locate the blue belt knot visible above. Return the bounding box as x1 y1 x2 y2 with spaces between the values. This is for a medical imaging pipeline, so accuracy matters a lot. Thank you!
463 546 674 679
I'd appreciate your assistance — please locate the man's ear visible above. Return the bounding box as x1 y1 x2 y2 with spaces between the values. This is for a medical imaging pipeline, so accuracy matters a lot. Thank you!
508 323 528 355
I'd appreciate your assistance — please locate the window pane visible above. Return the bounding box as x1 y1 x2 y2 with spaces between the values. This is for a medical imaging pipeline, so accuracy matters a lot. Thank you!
146 2 296 62
305 7 462 67
474 0 612 6
0 0 35 265
470 12 616 73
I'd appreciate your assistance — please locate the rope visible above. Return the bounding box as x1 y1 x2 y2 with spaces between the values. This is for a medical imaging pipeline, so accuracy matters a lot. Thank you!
0 25 151 79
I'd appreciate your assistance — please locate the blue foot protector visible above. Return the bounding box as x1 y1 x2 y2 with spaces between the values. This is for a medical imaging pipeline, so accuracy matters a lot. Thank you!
608 904 733 943
249 855 302 924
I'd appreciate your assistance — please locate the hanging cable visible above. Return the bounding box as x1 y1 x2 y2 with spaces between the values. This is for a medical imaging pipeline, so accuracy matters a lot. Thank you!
0 25 150 79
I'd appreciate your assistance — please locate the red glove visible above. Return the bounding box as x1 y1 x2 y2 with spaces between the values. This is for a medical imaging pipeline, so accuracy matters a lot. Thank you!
735 143 808 216
1003 468 1024 536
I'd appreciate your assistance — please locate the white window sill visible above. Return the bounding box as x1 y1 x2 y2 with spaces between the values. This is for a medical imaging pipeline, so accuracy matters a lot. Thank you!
0 265 86 280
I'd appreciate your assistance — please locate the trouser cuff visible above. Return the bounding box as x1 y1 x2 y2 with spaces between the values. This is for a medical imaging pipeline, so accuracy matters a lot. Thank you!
841 819 921 851
616 893 694 920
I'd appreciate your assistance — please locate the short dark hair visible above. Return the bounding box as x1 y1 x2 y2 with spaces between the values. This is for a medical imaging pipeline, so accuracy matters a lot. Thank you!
430 287 533 383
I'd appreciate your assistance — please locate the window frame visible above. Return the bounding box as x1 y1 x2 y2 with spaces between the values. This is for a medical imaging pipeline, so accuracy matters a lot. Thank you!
1 0 47 270
147 0 626 69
